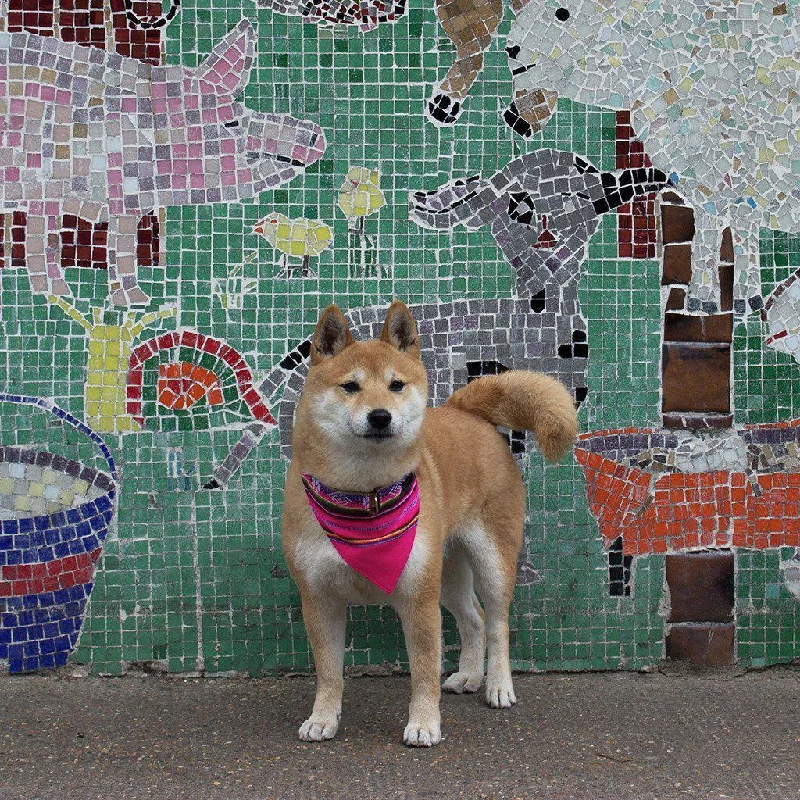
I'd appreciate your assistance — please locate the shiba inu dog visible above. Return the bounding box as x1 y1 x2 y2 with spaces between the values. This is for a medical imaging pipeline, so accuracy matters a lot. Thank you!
281 301 578 746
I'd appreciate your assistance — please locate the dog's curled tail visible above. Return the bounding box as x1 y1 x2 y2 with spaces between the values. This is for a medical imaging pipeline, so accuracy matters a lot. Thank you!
446 371 579 462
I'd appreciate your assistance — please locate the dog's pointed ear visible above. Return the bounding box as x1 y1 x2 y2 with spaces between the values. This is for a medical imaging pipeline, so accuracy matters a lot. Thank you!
311 305 354 365
380 301 420 359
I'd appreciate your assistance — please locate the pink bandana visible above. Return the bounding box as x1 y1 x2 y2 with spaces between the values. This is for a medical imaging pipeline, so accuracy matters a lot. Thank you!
301 472 420 594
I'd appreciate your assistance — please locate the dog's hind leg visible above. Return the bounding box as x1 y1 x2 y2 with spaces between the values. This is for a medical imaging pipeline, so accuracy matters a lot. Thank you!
462 499 523 708
298 594 347 742
441 542 485 694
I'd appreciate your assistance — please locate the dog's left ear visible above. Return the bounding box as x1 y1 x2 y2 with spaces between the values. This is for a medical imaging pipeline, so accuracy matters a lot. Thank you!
380 300 420 359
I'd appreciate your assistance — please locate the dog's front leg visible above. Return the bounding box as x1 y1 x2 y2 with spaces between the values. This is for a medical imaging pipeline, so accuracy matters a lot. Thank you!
298 594 347 742
399 595 443 747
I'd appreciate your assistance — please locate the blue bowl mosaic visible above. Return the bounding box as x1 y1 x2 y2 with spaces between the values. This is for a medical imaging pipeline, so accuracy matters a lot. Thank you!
0 395 117 673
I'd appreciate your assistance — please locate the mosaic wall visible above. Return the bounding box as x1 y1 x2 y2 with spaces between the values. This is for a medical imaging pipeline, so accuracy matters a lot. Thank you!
1 0 799 675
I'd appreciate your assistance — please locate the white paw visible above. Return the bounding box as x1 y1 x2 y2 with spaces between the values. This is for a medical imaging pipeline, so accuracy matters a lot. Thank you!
486 681 517 709
298 714 339 742
403 721 442 747
442 671 483 694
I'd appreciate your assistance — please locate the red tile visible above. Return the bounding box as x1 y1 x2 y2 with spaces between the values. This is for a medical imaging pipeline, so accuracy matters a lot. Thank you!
11 212 27 268
110 0 164 65
137 214 160 268
7 0 55 34
61 217 109 271
59 0 106 47
615 112 657 259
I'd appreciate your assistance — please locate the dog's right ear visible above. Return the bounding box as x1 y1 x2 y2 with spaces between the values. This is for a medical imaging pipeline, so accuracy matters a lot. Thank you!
311 305 354 365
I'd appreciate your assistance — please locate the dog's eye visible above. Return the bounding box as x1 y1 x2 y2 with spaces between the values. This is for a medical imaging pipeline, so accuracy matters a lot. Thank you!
340 381 361 394
223 119 240 128
389 380 405 392
555 7 569 21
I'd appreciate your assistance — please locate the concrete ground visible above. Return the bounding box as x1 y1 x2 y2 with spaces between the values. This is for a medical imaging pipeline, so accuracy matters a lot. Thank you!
1 666 798 800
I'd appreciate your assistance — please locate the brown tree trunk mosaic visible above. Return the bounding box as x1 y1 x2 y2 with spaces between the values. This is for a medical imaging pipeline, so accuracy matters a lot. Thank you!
659 192 737 666
660 191 735 430
665 551 736 667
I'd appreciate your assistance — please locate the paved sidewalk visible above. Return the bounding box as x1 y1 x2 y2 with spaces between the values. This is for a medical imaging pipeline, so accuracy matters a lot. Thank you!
1 666 798 800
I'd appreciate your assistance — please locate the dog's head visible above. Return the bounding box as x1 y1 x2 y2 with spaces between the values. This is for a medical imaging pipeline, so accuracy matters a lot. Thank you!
293 302 429 486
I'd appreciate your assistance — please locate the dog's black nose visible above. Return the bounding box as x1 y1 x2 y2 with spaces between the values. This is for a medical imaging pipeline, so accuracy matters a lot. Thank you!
367 408 392 430
506 44 521 60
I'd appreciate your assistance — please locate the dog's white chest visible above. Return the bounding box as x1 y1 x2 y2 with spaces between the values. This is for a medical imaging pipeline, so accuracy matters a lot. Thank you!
291 528 380 601
289 522 429 605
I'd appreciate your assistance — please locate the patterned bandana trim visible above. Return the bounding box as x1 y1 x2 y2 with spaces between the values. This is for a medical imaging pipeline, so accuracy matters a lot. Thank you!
301 472 420 594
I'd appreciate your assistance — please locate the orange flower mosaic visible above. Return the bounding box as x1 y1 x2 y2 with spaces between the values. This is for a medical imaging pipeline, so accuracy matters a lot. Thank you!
157 362 224 412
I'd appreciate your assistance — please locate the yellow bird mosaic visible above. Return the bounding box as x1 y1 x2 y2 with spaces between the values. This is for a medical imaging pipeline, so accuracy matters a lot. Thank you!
253 213 333 276
337 167 386 234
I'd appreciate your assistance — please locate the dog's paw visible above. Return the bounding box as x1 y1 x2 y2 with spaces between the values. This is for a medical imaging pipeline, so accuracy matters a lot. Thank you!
486 680 517 709
403 721 442 747
442 671 483 694
298 714 339 742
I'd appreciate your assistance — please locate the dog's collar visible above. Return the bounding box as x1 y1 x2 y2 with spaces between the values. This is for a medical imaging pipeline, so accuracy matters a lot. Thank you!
301 472 420 594
301 472 417 516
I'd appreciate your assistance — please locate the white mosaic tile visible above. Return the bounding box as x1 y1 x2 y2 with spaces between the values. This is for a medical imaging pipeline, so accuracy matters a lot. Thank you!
504 0 800 312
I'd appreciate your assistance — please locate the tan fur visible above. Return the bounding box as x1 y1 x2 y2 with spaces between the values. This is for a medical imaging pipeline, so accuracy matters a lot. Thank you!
446 370 579 462
281 301 578 747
